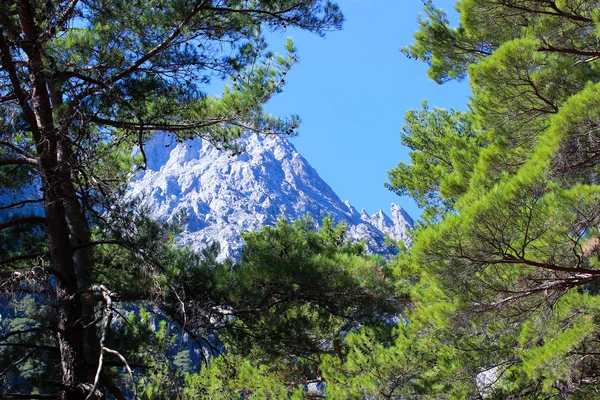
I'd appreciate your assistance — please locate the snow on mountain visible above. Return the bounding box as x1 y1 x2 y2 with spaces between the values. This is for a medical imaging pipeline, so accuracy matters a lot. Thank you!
128 133 414 260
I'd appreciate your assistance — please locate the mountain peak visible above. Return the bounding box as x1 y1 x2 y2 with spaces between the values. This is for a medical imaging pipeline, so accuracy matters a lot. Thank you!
129 133 414 259
391 202 414 226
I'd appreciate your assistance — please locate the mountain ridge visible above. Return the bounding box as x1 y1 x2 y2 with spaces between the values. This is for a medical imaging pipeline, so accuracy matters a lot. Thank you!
128 133 414 259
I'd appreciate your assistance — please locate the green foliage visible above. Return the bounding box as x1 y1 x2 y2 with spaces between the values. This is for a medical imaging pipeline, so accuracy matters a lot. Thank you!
386 101 482 222
177 215 399 396
0 296 58 394
402 1 487 83
229 216 394 351
322 325 458 399
184 355 305 400
0 0 347 397
339 1 600 398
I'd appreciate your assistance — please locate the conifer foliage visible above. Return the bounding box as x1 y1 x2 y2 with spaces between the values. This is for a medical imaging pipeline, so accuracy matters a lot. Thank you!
0 1 344 398
348 0 600 398
5 0 600 398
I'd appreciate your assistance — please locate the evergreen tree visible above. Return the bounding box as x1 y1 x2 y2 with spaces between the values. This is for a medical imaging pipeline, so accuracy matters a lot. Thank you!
182 216 399 398
328 0 600 398
386 101 482 223
0 1 343 398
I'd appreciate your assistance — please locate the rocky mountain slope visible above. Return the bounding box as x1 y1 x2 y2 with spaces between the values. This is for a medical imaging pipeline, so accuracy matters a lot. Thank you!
128 133 414 259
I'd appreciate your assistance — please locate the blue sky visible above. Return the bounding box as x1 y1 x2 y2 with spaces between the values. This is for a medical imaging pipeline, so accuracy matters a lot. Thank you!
263 0 470 220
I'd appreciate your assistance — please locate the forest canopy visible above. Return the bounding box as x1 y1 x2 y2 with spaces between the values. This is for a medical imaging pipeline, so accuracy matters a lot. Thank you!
374 0 600 398
3 0 600 399
0 0 352 398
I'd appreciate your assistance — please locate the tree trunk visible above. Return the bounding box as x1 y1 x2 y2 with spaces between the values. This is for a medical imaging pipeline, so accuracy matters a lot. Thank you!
44 169 90 400
15 0 100 397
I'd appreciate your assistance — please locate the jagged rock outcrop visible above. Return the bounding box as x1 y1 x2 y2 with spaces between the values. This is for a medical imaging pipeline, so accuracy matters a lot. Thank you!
128 133 413 259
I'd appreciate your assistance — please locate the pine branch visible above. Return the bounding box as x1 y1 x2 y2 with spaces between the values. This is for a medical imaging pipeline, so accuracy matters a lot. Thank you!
89 116 224 132
0 140 35 158
0 394 60 399
0 199 43 211
0 216 46 232
0 343 58 352
0 251 46 267
0 17 41 143
0 158 37 167
40 0 80 42
0 328 43 341
0 351 34 378
75 1 207 102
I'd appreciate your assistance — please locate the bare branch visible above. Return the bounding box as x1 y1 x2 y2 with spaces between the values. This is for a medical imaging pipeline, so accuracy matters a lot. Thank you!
102 347 139 400
86 285 114 400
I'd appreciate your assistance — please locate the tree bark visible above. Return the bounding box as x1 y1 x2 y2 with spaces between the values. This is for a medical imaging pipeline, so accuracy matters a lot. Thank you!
14 0 100 397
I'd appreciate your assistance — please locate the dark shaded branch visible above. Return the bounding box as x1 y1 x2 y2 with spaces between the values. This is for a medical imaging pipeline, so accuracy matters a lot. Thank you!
62 70 111 88
75 1 207 102
538 45 600 58
202 4 304 25
0 141 34 159
102 378 127 400
0 343 58 352
486 276 594 308
41 0 80 41
523 75 558 113
0 216 46 232
72 239 130 251
499 0 594 23
102 347 138 399
0 158 38 167
90 116 223 132
0 240 133 268
0 199 43 211
0 94 18 103
137 125 147 169
210 298 287 316
0 328 43 341
0 394 60 399
0 33 41 140
502 254 600 275
103 361 151 369
456 249 600 276
0 251 46 267
0 351 34 378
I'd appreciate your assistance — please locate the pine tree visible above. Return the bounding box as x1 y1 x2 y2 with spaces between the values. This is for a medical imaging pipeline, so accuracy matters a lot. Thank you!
406 1 600 397
0 1 343 398
328 1 600 398
180 216 399 398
